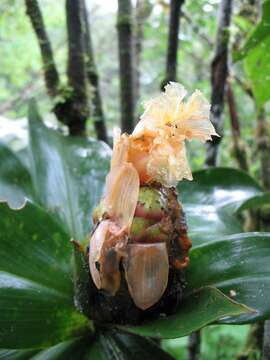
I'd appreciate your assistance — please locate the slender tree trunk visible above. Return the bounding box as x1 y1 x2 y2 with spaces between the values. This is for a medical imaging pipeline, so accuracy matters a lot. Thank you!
134 0 152 108
257 109 270 190
205 0 233 166
134 0 144 106
81 0 108 144
226 81 249 172
65 0 90 136
117 0 135 134
25 0 90 136
161 0 185 89
188 330 201 360
25 0 60 98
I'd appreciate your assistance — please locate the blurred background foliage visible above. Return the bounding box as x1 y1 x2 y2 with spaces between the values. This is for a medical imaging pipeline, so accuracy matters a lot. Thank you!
162 325 251 360
1 0 268 175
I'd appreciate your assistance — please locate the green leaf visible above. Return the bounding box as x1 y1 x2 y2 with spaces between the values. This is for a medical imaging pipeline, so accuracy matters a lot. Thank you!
83 339 103 360
86 330 174 359
0 144 33 209
30 338 88 360
233 0 270 62
185 232 270 323
28 101 111 241
123 287 251 339
0 349 38 359
244 36 270 108
237 193 270 212
0 202 89 349
178 168 262 245
233 0 270 107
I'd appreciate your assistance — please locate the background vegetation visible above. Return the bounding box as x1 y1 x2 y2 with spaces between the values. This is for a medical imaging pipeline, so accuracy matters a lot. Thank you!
0 0 270 359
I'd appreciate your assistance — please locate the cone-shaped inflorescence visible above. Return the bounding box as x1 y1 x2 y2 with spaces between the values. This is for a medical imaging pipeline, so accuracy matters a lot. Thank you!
87 82 217 323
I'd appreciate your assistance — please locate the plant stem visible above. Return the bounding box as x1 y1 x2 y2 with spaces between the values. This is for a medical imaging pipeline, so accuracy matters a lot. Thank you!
133 0 152 110
188 330 201 360
256 109 270 190
226 81 249 172
161 0 185 89
66 0 90 136
205 0 233 166
24 0 60 98
81 0 108 144
117 0 135 133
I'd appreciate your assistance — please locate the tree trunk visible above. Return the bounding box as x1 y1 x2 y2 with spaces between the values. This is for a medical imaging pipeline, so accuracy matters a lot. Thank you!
205 0 233 166
117 0 135 134
161 0 185 89
226 81 249 172
25 0 60 98
133 0 152 108
25 0 90 136
65 0 90 136
188 330 201 360
81 0 108 144
257 109 270 190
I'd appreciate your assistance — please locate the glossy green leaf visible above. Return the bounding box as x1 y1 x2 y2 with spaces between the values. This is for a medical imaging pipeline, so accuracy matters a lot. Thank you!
237 193 270 212
0 144 33 209
123 287 251 339
233 0 270 62
0 338 93 360
35 330 174 360
83 337 103 360
28 101 111 241
0 349 38 360
86 330 174 359
30 338 88 360
244 36 270 108
233 0 270 107
178 168 262 245
0 202 89 349
185 232 270 323
179 167 262 210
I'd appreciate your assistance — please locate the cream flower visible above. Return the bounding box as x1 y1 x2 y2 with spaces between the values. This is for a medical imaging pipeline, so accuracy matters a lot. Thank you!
147 138 192 187
134 82 218 143
134 82 187 131
130 82 218 186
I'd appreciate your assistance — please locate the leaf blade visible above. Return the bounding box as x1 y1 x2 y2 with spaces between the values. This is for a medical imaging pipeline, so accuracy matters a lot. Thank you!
122 287 251 339
185 232 270 323
0 202 89 349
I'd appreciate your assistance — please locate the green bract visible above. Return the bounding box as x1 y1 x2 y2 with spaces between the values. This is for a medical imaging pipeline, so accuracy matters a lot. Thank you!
0 102 269 358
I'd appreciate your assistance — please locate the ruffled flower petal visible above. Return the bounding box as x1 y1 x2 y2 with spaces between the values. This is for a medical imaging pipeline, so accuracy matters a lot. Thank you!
107 84 216 189
147 138 192 187
136 82 187 132
137 83 217 142
174 90 219 142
